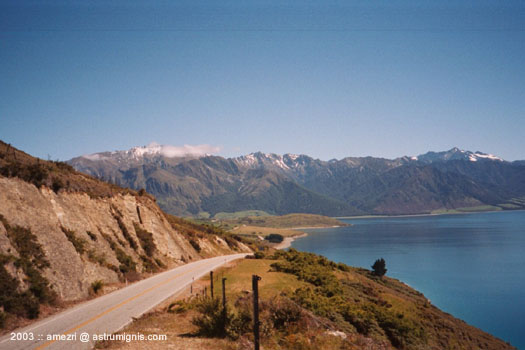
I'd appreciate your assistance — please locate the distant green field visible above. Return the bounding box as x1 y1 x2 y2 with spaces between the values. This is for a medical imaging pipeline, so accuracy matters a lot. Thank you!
431 205 502 215
498 203 521 209
212 210 272 220
222 213 348 228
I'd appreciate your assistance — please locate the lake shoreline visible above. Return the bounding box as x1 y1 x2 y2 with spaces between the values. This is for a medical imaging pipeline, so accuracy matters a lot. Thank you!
292 210 525 349
275 233 308 250
334 208 525 220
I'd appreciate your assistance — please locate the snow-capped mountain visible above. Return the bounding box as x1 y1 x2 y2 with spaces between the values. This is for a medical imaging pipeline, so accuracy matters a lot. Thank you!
81 142 219 162
68 145 524 217
413 147 504 163
233 152 316 171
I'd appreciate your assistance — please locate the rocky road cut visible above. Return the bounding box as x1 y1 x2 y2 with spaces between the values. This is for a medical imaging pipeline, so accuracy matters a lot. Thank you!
0 254 248 350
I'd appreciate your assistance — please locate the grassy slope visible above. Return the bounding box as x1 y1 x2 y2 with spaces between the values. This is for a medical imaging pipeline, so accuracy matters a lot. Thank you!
222 213 348 229
230 225 304 238
0 140 142 199
212 210 272 219
99 252 515 350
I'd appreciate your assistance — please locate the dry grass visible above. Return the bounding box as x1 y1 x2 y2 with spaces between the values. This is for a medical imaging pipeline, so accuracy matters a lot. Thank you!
95 255 516 350
94 258 309 350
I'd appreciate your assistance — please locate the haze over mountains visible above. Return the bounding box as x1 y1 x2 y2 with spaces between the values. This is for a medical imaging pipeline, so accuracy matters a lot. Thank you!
69 145 525 217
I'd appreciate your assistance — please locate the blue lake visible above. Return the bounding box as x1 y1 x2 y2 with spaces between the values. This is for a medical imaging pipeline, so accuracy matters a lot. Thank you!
291 210 525 349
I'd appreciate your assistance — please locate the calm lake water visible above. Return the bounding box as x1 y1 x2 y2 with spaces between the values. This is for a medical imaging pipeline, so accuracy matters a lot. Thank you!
291 210 525 349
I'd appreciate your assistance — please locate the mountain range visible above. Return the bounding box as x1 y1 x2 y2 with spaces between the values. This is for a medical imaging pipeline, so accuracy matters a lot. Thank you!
68 145 525 217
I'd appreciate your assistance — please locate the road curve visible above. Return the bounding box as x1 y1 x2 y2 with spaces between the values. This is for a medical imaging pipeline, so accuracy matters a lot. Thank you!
0 253 248 350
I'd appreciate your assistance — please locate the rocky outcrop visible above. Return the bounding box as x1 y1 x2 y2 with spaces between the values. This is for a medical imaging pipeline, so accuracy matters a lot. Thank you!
0 176 250 302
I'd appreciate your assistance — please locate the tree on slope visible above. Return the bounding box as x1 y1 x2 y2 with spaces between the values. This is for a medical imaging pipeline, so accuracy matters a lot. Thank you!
372 258 387 277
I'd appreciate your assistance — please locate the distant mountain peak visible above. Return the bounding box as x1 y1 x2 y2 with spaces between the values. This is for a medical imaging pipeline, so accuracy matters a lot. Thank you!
414 148 504 163
81 142 221 161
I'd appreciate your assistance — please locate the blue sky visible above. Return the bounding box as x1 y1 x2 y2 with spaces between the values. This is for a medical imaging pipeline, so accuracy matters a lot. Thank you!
1 1 524 161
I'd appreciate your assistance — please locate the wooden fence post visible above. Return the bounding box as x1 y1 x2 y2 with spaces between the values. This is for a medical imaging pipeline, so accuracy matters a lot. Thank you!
210 271 214 299
252 275 261 350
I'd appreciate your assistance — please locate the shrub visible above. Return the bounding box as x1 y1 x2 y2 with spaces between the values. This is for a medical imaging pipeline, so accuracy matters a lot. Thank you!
0 263 42 319
87 250 106 265
25 163 48 188
189 239 201 252
114 216 138 250
140 255 159 273
223 235 239 249
133 223 156 257
268 297 303 330
86 231 97 241
265 233 284 243
51 178 64 193
154 258 166 268
101 232 117 250
192 298 250 340
91 280 104 294
337 262 351 272
1 215 49 269
61 226 86 255
21 261 56 303
115 248 136 273
168 300 193 314
253 251 266 259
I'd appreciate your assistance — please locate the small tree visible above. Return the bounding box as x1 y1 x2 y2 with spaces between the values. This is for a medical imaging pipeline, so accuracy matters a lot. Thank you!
372 258 387 277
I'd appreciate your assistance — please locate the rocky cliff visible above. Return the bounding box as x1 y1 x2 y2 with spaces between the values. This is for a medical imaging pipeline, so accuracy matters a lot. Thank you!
0 141 250 328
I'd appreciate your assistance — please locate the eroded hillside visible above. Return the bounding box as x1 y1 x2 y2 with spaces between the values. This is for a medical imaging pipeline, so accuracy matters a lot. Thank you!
0 141 251 329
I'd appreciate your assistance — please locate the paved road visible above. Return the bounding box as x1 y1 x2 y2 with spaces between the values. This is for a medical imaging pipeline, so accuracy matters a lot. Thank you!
0 253 248 350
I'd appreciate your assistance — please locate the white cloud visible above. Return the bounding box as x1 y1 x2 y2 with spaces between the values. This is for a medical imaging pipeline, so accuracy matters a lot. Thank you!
144 142 221 158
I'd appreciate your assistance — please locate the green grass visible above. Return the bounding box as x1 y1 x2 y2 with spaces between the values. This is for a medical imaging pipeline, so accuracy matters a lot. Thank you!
431 205 502 215
456 205 502 212
222 213 347 229
212 210 272 220
194 250 513 350
207 259 308 300
230 225 303 238
498 203 521 209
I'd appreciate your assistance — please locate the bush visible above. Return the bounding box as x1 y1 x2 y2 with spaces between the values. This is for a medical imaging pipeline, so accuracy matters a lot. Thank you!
114 216 138 250
0 263 42 319
253 251 266 259
268 297 303 330
61 226 86 255
86 231 97 241
168 300 193 314
189 239 201 252
115 248 136 273
134 223 156 257
87 249 106 265
1 215 49 269
154 258 166 268
192 298 251 340
21 261 56 303
140 255 159 273
223 235 239 249
265 233 284 243
51 178 64 193
25 163 48 188
91 280 104 294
